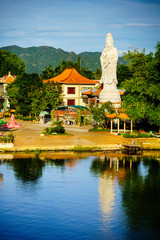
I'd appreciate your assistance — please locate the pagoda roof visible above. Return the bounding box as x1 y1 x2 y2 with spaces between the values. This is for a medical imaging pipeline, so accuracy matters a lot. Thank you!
82 83 124 97
118 89 125 96
105 113 117 119
0 72 15 83
43 68 100 85
105 112 129 119
81 83 103 96
118 113 129 119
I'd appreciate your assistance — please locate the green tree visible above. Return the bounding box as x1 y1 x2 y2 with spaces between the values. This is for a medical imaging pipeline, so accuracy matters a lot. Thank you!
0 49 25 76
91 101 114 128
40 60 77 80
40 65 55 80
94 68 102 80
40 59 95 80
154 41 160 77
43 81 62 109
6 82 19 109
121 48 160 127
7 73 62 117
80 67 95 79
117 64 132 87
30 88 46 118
7 73 43 116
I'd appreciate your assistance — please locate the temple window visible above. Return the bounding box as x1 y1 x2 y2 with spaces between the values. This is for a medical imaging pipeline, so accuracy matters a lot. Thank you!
67 87 75 94
67 99 75 106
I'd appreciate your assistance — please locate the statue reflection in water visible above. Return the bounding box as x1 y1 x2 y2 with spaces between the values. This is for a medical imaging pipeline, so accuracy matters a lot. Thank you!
0 173 3 185
90 156 134 220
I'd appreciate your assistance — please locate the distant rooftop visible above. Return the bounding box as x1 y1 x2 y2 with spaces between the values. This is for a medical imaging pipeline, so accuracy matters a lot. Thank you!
43 68 100 85
0 72 15 83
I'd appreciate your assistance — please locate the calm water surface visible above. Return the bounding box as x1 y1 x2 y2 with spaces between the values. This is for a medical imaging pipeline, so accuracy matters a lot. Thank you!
0 153 160 240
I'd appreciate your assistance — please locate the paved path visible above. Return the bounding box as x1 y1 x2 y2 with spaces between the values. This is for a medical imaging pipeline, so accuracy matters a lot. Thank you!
2 121 159 151
0 122 131 151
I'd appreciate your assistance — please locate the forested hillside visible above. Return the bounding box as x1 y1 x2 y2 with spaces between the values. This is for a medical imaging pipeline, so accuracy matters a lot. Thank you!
1 45 126 74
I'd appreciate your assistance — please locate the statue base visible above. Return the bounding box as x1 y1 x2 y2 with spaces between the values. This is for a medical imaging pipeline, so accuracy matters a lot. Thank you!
99 88 121 109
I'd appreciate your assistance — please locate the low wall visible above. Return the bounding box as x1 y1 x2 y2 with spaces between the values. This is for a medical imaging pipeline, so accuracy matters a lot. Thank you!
0 143 14 149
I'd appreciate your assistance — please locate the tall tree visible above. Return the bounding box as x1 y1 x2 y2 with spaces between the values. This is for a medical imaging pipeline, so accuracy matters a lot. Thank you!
40 59 96 80
7 74 62 117
91 101 114 128
43 81 62 109
117 64 132 87
7 73 43 116
0 50 25 76
94 68 102 80
121 47 160 127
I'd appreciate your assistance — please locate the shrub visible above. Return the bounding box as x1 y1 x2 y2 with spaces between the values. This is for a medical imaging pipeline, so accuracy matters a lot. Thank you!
7 132 14 142
42 126 65 135
0 132 14 143
123 133 137 138
54 125 65 134
89 128 110 132
137 133 150 138
123 132 151 138
42 128 49 134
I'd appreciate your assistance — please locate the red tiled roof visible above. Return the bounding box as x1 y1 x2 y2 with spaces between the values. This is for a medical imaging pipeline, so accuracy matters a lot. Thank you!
43 68 99 85
0 72 15 83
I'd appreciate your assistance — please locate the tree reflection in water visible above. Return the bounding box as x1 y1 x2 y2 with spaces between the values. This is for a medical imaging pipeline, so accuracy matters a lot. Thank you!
4 157 76 183
6 157 45 183
90 155 160 233
121 157 160 231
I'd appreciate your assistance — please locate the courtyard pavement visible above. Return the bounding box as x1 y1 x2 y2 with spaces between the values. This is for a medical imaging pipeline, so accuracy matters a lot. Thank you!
0 121 131 151
0 121 159 151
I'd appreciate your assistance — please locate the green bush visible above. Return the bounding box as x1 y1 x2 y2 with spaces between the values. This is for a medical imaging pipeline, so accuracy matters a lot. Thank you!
14 115 35 121
137 133 150 138
0 132 14 143
42 126 65 135
123 132 151 138
123 133 135 138
54 125 65 134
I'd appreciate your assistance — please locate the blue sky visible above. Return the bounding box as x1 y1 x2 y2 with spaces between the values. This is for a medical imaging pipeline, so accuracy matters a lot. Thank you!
0 0 160 55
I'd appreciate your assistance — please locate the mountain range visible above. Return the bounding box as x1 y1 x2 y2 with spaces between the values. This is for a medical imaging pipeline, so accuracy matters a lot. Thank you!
1 45 126 75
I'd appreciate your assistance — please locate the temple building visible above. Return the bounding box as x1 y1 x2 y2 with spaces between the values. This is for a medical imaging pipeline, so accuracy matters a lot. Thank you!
43 67 100 107
0 72 15 110
81 84 124 108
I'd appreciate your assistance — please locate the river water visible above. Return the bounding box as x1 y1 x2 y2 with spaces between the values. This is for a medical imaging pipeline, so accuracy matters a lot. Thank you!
0 152 160 240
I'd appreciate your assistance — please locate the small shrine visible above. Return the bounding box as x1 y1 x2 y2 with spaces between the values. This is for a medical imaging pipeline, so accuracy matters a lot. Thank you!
105 111 133 134
6 114 22 128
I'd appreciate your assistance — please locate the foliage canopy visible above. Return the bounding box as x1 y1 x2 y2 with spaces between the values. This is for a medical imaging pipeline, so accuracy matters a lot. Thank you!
0 49 25 76
121 45 160 127
7 73 62 117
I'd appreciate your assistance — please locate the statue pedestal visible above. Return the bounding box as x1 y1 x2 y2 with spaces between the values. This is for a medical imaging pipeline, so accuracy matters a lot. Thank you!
99 87 121 109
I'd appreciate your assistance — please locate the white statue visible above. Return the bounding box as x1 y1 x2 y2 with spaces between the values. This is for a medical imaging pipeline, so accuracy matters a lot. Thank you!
100 33 118 88
99 33 121 107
